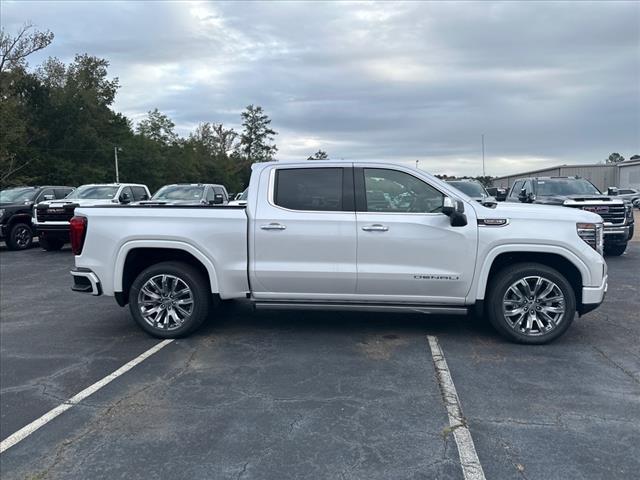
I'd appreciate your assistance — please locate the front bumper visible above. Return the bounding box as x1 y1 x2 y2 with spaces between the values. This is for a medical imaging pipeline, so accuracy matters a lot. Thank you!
70 268 102 296
580 274 608 315
603 225 630 245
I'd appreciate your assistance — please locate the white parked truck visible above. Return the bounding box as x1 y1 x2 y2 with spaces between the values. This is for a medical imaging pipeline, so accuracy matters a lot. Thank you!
35 183 150 250
70 162 608 344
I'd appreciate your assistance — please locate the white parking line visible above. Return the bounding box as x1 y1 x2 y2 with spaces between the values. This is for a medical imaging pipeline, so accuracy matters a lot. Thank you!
0 339 174 454
427 335 486 480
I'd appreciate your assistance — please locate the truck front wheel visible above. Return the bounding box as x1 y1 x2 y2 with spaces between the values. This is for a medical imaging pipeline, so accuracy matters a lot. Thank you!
486 263 576 344
129 261 210 338
6 223 33 250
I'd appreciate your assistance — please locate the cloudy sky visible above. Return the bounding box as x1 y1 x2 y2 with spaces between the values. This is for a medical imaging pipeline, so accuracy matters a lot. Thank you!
2 0 639 176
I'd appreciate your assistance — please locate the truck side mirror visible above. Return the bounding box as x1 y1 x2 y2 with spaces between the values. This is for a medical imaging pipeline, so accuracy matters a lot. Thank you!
212 193 224 205
442 197 467 227
607 187 618 196
518 188 528 203
120 192 131 204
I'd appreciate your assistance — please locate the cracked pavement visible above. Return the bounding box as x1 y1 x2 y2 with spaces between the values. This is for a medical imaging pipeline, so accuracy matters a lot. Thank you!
1 243 639 479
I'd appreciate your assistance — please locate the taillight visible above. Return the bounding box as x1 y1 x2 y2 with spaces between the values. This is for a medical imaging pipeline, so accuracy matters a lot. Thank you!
70 216 87 255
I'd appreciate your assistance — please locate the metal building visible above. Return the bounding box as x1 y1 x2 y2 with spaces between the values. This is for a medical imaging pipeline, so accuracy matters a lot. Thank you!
491 163 619 192
617 158 640 190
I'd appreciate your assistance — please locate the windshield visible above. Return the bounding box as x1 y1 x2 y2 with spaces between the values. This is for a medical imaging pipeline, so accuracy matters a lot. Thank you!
536 179 601 196
0 187 37 203
66 185 119 199
152 185 204 201
447 181 487 197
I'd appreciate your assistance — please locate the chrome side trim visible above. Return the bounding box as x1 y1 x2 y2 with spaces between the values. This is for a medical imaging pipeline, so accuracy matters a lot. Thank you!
254 302 468 315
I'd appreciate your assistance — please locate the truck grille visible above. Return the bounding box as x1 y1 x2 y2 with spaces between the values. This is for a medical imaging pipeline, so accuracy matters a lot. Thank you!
36 205 77 222
565 204 626 225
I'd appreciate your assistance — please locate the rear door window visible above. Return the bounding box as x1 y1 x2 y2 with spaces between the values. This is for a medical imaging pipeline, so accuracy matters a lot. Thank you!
275 168 344 211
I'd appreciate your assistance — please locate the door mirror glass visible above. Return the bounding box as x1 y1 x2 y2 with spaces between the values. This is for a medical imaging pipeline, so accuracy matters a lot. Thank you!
120 192 131 203
607 187 618 196
212 193 224 205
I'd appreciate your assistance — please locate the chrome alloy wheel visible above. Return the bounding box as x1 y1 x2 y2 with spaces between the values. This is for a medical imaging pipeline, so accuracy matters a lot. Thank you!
138 274 194 331
502 276 566 336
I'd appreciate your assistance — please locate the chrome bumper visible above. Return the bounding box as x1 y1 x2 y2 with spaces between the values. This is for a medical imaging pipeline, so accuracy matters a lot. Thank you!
70 268 102 296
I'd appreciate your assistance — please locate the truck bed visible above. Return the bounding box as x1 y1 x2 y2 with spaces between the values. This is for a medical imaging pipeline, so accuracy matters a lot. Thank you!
75 205 249 298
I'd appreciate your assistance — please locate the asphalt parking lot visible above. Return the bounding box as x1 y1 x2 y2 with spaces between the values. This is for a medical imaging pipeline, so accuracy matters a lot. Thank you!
1 241 639 479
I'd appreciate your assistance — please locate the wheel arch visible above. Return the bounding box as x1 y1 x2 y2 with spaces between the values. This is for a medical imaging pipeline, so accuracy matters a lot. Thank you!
115 241 219 305
474 246 589 305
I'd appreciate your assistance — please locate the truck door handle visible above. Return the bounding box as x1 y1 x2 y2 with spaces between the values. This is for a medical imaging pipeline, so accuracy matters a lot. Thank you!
260 223 287 231
362 224 389 232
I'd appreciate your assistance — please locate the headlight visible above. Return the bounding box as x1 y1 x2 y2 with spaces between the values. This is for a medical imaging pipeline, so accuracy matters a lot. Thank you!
626 204 633 220
577 222 603 255
0 208 4 218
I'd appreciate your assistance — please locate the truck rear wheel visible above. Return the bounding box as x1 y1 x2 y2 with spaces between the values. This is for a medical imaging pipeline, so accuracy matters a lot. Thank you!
486 263 576 344
604 243 627 256
6 222 33 250
39 236 65 251
129 261 211 338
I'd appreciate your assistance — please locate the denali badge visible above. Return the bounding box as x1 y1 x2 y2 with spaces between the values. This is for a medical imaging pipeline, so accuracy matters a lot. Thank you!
414 274 460 281
583 206 609 213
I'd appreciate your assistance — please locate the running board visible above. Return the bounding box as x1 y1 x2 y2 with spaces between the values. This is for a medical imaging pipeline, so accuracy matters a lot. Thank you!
253 302 468 315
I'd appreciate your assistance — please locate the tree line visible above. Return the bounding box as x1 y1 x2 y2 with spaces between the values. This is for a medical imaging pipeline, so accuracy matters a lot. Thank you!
0 24 278 193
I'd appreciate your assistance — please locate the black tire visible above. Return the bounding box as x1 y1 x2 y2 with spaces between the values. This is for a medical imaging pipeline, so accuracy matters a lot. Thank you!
39 236 65 251
129 261 210 338
6 222 33 250
486 262 576 344
604 243 627 257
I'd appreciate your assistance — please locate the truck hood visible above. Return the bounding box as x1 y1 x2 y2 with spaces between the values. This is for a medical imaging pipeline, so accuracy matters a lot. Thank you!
38 198 116 207
475 201 602 223
534 194 625 205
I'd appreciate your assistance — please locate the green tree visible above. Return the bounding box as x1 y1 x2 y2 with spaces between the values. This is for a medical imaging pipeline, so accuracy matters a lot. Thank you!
605 153 625 164
136 108 179 145
307 150 328 160
239 105 277 162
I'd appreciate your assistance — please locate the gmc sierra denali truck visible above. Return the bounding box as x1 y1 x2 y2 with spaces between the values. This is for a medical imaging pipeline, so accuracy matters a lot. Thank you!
35 183 150 250
505 176 634 256
70 162 608 344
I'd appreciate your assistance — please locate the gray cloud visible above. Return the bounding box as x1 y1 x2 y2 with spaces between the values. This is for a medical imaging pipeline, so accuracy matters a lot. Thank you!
2 0 639 175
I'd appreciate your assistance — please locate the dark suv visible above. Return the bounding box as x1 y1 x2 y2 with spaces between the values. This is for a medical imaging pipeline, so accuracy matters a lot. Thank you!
506 176 634 256
0 186 75 250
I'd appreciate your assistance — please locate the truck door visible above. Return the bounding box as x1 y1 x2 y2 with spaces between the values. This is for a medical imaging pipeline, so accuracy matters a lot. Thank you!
354 167 477 304
251 166 357 298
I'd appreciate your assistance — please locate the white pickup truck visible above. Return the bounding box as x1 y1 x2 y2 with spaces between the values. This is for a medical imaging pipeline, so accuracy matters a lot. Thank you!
70 162 608 344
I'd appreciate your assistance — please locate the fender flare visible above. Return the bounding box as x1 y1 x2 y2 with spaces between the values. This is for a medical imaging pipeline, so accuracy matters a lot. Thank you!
113 240 220 293
7 214 33 228
473 244 591 301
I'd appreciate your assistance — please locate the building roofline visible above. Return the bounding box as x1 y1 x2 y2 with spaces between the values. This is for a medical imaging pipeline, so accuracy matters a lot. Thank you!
492 163 617 180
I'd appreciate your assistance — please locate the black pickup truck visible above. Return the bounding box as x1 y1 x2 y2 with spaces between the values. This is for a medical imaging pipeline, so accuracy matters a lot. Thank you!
0 186 75 250
506 176 634 256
